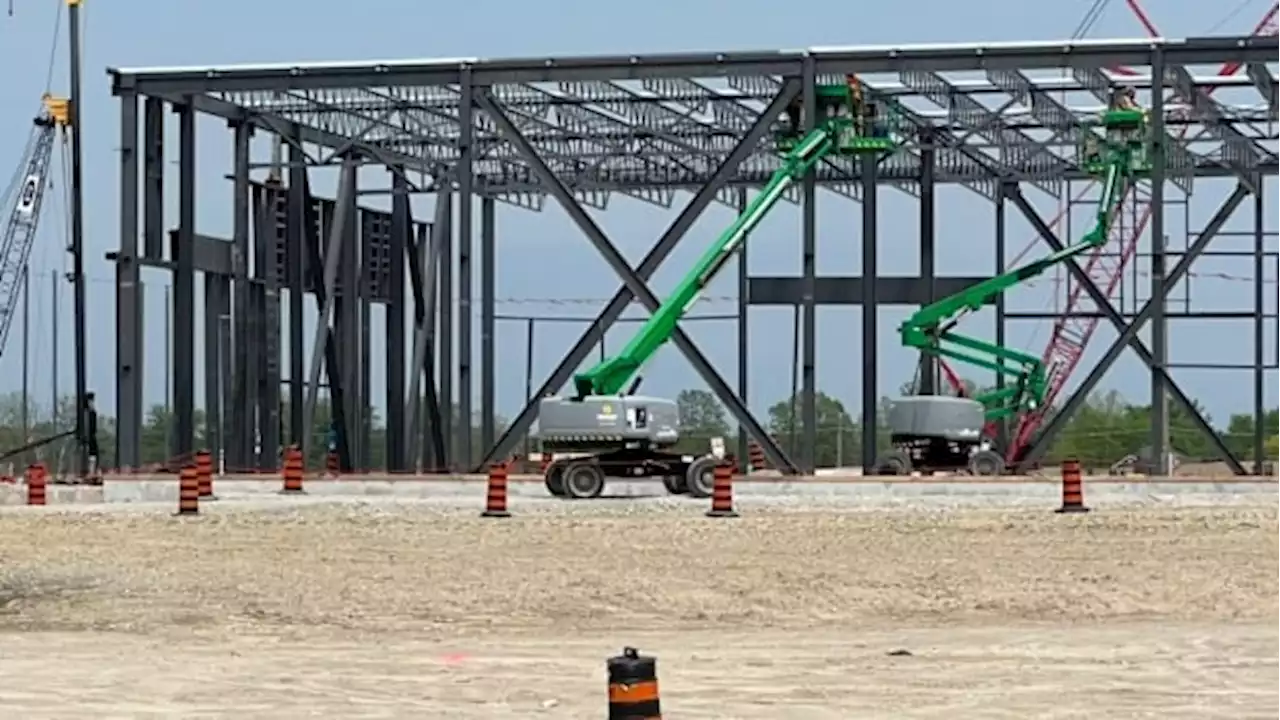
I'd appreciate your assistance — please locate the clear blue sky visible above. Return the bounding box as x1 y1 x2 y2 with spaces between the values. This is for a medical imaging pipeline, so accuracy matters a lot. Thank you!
0 0 1275 436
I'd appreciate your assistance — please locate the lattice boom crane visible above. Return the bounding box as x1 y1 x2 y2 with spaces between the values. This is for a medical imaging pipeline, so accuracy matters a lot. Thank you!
0 96 68 359
1001 2 1279 466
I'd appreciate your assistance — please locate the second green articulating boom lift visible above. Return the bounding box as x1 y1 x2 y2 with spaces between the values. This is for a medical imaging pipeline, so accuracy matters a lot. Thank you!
537 79 899 499
874 106 1152 477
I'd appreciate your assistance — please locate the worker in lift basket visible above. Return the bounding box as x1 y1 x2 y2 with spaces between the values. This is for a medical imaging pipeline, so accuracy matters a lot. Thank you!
1110 85 1140 112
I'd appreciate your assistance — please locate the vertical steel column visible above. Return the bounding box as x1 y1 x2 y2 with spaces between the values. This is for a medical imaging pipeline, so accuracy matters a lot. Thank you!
359 222 373 468
230 121 252 470
1253 177 1266 471
216 296 231 471
736 186 750 473
386 170 408 471
917 132 937 395
115 91 142 469
259 205 282 470
799 58 818 474
67 0 88 475
860 153 879 472
457 71 475 469
338 176 361 469
480 196 496 453
993 190 1009 449
249 188 270 467
172 99 197 459
203 276 228 459
1148 50 1169 474
140 97 164 460
286 143 308 446
437 194 454 469
142 98 165 260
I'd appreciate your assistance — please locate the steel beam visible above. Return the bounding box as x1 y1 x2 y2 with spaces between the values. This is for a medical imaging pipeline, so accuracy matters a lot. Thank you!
437 194 453 470
458 72 475 468
735 186 749 474
386 169 408 471
1252 177 1267 470
1166 65 1260 193
474 81 802 473
142 98 165 260
480 197 497 453
404 192 448 470
918 131 937 395
253 184 283 470
1150 52 1170 475
230 121 253 470
746 276 991 305
859 151 879 472
898 70 1065 196
110 36 1273 93
300 158 356 464
1012 182 1250 474
1246 63 1277 114
115 91 142 470
172 99 196 460
286 141 308 447
203 275 229 463
993 190 1009 448
800 58 817 474
336 164 361 469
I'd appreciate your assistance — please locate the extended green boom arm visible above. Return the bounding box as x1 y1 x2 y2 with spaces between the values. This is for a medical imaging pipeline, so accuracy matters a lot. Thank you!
899 145 1134 420
573 127 838 399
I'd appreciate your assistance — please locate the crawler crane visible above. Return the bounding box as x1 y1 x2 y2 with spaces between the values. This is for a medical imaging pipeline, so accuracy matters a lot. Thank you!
536 78 901 499
0 95 68 361
876 107 1152 476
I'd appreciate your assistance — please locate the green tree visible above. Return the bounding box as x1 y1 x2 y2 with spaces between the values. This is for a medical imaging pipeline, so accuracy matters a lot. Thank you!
767 391 858 467
674 388 730 453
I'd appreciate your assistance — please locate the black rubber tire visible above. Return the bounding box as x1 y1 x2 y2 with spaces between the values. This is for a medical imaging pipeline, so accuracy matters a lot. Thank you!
544 462 567 497
875 450 912 476
561 461 606 500
684 456 718 499
661 474 688 495
968 449 1005 477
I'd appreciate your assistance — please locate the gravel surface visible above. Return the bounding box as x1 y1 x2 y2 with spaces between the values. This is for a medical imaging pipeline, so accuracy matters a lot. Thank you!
0 501 1275 718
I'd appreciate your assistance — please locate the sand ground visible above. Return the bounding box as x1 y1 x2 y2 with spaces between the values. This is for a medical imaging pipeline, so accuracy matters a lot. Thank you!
0 500 1276 718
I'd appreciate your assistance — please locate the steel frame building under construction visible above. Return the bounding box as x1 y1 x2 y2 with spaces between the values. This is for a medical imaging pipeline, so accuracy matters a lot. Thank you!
106 34 1278 476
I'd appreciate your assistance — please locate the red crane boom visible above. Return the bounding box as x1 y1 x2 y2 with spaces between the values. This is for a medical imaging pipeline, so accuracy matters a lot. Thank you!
1006 2 1279 464
937 2 1278 465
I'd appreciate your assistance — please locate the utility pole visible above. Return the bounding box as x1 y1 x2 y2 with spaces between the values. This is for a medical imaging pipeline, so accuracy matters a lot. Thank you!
20 267 29 451
51 269 58 428
164 284 172 455
67 0 88 476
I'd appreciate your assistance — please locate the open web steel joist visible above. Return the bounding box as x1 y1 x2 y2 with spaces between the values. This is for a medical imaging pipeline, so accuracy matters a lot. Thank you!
107 35 1278 475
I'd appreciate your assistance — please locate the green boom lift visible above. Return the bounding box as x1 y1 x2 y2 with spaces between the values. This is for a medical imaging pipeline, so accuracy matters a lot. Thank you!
875 107 1151 477
536 80 900 499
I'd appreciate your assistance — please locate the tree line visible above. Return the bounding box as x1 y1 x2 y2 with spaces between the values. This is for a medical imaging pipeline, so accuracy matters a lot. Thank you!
0 394 507 473
673 385 1278 470
0 385 1274 473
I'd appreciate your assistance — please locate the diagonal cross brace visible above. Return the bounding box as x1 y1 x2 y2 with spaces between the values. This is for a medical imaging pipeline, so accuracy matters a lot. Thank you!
474 82 802 474
1010 182 1249 474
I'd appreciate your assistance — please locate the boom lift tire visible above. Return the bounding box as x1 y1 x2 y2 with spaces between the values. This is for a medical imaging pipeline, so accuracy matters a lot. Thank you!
561 460 606 500
874 449 912 476
544 459 568 497
967 449 1005 477
683 456 718 499
661 474 688 495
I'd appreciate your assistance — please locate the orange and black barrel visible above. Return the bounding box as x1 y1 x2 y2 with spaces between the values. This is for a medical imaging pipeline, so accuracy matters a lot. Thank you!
607 647 661 719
